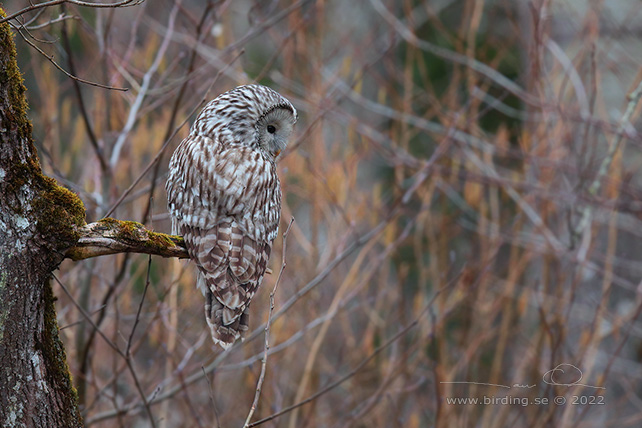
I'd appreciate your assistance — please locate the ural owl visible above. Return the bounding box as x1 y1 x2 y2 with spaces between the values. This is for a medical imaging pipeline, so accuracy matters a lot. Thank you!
166 84 297 349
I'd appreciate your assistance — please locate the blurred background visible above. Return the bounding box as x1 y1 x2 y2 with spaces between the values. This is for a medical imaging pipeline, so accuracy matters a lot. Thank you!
6 0 642 426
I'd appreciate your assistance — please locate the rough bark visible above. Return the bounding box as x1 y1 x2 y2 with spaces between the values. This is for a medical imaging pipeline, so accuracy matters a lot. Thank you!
0 12 85 427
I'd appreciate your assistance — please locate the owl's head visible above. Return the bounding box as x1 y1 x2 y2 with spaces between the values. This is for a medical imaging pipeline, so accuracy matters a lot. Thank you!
193 84 297 160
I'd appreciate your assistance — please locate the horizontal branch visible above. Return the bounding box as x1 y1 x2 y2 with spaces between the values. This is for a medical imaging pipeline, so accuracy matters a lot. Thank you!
0 0 143 24
65 218 188 261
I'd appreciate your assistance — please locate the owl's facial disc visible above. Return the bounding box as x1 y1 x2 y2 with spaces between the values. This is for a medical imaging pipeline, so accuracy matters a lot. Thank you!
257 107 296 159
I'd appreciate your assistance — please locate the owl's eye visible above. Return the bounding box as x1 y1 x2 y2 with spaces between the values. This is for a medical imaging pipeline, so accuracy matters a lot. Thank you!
267 125 276 134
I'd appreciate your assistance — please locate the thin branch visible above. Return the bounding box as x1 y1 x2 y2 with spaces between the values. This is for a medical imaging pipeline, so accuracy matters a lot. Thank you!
459 143 565 253
573 77 642 239
203 367 221 428
12 24 128 91
125 254 157 427
0 0 143 24
140 0 215 224
109 1 180 167
57 269 158 427
103 48 245 218
65 218 188 261
368 0 538 105
26 13 77 30
127 254 153 356
223 0 314 53
14 5 46 28
246 299 437 427
244 217 295 428
60 9 111 175
53 274 123 355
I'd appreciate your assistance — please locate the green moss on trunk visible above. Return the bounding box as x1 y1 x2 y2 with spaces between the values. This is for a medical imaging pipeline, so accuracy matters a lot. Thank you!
0 8 86 254
0 8 86 426
37 281 84 426
0 10 31 143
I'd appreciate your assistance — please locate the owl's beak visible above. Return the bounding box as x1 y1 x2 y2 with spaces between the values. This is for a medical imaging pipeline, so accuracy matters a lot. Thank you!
274 149 281 157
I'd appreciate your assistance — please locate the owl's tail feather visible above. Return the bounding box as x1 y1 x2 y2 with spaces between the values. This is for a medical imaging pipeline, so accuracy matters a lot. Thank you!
204 291 250 350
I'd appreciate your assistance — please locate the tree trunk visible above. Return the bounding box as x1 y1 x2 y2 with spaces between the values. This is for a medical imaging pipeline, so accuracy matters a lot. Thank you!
0 14 85 428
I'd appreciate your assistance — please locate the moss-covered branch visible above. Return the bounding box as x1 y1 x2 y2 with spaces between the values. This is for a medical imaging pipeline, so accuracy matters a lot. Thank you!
65 218 188 261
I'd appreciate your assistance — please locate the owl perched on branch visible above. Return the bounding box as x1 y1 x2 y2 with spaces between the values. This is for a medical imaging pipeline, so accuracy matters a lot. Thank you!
166 85 297 349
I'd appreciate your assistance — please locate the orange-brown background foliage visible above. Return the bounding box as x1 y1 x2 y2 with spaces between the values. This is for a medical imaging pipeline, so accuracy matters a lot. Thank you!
7 0 642 426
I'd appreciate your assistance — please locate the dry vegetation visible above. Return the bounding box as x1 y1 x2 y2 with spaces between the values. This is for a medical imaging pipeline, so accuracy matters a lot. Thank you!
6 0 642 426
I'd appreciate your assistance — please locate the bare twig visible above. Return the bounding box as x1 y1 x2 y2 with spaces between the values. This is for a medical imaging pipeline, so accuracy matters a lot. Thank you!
368 0 539 105
60 10 111 175
223 0 314 52
203 367 221 428
54 271 156 421
246 296 440 428
109 1 180 167
0 0 143 24
140 1 215 224
243 217 295 428
125 254 157 427
572 77 642 239
12 5 46 28
26 13 77 30
12 24 128 91
126 254 153 355
103 48 245 218
53 274 123 354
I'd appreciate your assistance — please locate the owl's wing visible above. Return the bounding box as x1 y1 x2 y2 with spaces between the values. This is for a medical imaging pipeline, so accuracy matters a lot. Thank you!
167 134 280 348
